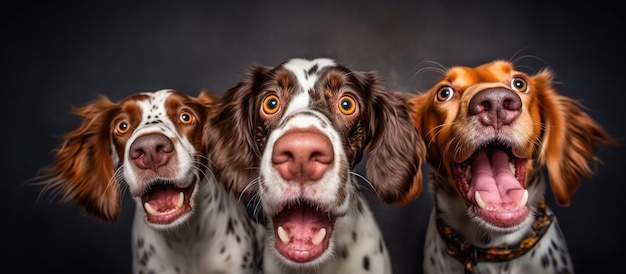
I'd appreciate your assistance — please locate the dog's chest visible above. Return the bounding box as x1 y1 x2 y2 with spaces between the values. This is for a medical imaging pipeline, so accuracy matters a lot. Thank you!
423 210 574 274
131 182 263 274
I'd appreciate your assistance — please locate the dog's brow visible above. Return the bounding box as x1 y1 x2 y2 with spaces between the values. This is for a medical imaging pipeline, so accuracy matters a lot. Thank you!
283 58 335 94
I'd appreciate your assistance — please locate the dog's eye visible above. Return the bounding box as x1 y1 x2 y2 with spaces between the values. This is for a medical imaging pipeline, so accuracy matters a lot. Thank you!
511 77 529 93
262 95 281 115
338 95 357 115
436 86 454 102
115 120 130 134
179 111 194 124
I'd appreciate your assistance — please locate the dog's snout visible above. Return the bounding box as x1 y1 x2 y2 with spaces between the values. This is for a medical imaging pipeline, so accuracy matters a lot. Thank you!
272 129 334 183
469 87 522 128
129 134 174 170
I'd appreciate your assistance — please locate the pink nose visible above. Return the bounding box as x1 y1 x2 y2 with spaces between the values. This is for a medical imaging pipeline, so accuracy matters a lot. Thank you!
129 134 174 170
271 129 334 183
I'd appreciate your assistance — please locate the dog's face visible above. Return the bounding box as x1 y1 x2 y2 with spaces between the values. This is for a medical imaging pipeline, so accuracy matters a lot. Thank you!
206 58 424 265
39 89 217 225
407 60 613 230
115 90 216 228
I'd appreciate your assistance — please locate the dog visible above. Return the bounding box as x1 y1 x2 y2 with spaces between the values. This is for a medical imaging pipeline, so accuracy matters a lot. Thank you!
37 89 264 274
405 60 615 273
204 58 424 274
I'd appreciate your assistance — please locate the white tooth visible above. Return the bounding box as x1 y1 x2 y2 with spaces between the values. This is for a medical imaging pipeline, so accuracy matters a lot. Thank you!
144 202 158 215
509 162 515 173
175 192 184 209
277 226 290 244
518 189 529 208
312 228 326 245
475 191 487 209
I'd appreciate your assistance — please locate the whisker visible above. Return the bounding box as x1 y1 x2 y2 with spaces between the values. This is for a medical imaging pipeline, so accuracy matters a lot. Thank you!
103 165 124 196
239 177 260 202
425 121 456 149
350 171 377 196
409 61 448 94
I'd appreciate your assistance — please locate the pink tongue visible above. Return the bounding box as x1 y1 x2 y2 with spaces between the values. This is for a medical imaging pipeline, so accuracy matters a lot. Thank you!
273 206 332 262
275 206 330 240
469 150 524 206
143 185 180 212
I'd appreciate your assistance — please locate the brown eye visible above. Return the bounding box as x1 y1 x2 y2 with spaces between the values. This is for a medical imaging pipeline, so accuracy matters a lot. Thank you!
338 95 357 115
436 86 454 102
262 94 280 115
511 76 529 93
115 120 130 134
179 111 194 124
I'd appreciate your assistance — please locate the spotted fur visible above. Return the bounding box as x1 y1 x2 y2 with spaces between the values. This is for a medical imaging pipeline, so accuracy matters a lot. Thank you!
37 89 264 273
205 58 424 274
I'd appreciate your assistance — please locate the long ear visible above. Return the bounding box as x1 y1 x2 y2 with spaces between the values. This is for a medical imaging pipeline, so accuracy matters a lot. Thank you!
204 66 269 196
362 73 426 205
536 69 616 206
197 89 219 106
36 96 121 222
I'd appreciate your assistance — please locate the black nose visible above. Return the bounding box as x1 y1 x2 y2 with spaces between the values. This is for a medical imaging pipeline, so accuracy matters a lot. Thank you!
468 87 522 129
129 134 174 170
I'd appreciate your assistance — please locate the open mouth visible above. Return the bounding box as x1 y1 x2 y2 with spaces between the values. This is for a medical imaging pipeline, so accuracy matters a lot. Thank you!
271 200 334 263
140 180 195 224
454 142 530 227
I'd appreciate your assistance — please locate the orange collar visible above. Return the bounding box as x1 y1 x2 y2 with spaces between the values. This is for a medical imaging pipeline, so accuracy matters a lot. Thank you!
435 199 554 273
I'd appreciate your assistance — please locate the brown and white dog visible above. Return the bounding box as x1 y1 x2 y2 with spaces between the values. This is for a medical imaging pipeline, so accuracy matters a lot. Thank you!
204 58 424 274
405 60 615 273
37 89 264 274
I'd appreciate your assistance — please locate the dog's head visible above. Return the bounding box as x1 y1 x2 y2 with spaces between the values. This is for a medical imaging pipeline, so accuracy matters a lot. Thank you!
38 89 217 227
406 60 615 229
205 58 424 265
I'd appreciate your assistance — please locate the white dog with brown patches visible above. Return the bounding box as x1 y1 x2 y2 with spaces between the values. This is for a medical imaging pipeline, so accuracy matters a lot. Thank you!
37 89 264 274
205 58 424 274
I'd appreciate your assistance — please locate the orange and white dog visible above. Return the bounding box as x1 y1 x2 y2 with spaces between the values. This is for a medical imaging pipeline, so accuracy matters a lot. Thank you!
406 60 614 273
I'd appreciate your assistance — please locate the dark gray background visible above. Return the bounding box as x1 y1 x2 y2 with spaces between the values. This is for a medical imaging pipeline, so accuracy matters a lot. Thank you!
3 1 624 273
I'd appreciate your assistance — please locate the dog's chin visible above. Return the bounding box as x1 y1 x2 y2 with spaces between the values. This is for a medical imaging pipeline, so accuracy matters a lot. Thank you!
139 178 197 228
468 208 535 234
269 200 336 264
454 144 531 228
271 238 336 269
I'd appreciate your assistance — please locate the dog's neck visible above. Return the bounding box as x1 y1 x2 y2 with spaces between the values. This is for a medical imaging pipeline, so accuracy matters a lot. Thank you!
434 199 554 273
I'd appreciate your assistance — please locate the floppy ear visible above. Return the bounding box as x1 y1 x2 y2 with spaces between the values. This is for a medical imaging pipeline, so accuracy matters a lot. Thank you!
361 73 426 205
36 96 122 222
204 66 269 196
197 89 219 106
535 69 616 206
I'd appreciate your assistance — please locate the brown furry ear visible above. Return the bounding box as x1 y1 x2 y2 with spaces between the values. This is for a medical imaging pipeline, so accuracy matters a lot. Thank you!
197 89 218 106
535 69 616 206
37 96 122 222
361 73 426 205
204 65 270 196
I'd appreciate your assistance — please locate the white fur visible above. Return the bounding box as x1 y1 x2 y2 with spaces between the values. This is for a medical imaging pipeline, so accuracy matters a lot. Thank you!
259 58 392 274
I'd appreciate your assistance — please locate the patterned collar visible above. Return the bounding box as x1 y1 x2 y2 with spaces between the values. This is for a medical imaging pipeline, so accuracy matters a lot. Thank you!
435 199 554 274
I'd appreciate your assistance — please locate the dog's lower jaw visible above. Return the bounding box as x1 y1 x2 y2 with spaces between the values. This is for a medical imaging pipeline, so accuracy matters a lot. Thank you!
264 191 351 265
263 193 392 274
433 171 547 247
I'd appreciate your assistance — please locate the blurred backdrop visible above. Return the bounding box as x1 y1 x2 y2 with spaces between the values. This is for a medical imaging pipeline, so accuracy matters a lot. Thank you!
2 1 624 273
